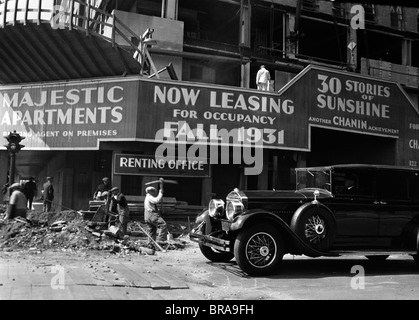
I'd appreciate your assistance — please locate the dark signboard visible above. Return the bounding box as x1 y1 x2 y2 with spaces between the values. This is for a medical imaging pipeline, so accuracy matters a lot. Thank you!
113 154 210 178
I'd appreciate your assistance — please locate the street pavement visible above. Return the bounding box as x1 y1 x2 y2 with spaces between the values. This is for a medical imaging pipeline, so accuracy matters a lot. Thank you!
1 241 419 301
0 251 202 300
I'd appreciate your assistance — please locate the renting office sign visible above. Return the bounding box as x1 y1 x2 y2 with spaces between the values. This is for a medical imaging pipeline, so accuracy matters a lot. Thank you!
113 154 210 177
0 77 139 149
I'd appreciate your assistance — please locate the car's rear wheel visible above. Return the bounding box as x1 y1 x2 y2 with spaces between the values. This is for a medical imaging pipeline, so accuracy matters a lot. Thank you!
291 205 336 252
413 255 419 268
199 243 234 262
234 223 284 276
366 255 389 262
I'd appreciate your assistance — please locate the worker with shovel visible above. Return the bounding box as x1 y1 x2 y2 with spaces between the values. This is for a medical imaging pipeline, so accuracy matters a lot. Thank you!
144 178 168 249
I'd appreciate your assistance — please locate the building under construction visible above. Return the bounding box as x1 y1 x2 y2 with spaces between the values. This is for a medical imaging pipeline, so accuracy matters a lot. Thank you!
0 0 419 212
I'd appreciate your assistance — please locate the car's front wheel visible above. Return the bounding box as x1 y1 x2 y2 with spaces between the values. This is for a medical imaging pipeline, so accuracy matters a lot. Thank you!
199 243 234 262
234 223 284 276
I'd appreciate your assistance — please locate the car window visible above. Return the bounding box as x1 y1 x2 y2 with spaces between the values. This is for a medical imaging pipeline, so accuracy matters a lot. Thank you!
377 171 413 201
295 169 331 190
333 170 375 197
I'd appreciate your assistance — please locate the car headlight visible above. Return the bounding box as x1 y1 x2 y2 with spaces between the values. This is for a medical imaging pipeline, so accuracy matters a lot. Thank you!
226 200 244 221
208 199 225 217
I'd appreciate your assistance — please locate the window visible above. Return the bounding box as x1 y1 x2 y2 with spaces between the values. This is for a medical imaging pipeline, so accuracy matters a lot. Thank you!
364 4 375 23
333 170 375 197
332 3 346 19
390 6 404 30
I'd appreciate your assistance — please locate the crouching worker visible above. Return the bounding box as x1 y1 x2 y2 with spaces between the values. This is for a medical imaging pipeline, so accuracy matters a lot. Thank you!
6 183 27 220
109 187 130 236
144 178 168 247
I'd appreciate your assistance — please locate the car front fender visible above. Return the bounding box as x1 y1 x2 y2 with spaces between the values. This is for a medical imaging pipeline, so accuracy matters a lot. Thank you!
230 209 339 258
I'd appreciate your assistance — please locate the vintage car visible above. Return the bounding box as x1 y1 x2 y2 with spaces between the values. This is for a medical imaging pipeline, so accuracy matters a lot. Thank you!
190 164 419 276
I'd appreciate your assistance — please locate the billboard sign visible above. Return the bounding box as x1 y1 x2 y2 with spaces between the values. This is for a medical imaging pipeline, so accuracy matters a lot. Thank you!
0 78 139 149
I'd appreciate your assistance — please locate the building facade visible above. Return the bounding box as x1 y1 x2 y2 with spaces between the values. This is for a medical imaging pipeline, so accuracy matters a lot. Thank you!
0 0 419 211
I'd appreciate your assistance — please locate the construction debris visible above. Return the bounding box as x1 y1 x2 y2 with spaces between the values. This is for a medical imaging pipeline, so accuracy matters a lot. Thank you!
0 207 191 256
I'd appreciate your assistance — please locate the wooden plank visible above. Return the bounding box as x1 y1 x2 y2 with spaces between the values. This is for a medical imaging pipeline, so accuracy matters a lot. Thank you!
65 265 98 286
152 269 189 290
123 287 165 300
122 263 171 290
157 288 203 300
67 284 99 300
94 266 131 287
65 266 114 300
106 263 151 288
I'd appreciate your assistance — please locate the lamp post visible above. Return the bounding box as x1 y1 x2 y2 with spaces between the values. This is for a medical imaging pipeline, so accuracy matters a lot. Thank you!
4 130 25 185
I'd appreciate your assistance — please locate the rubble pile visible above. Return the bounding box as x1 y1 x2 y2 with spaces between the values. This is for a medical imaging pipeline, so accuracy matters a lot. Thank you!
0 207 190 255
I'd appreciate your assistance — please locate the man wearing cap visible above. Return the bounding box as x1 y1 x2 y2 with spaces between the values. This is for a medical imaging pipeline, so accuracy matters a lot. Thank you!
6 183 27 219
144 178 168 246
42 176 54 212
109 186 130 236
94 177 112 200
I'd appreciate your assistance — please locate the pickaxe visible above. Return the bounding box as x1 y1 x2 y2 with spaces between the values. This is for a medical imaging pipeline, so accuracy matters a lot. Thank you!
144 178 178 186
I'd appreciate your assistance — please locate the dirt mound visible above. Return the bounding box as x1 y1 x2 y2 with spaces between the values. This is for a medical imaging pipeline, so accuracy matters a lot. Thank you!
0 209 190 255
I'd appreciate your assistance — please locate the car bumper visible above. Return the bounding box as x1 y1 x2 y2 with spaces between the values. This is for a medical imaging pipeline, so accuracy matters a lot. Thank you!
189 231 231 252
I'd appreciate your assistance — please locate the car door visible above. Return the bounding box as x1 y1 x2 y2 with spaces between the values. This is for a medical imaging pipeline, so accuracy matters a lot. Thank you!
376 170 419 247
331 169 379 247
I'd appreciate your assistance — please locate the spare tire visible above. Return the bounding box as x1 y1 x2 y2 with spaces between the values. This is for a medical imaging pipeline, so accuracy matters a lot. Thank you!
290 203 336 252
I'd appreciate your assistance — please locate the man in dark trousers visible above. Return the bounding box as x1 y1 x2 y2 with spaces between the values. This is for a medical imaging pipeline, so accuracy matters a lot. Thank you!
42 176 54 212
109 186 130 236
24 177 37 210
144 178 168 247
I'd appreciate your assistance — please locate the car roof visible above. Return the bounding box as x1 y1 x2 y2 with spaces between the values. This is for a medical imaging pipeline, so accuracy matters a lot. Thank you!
295 164 419 172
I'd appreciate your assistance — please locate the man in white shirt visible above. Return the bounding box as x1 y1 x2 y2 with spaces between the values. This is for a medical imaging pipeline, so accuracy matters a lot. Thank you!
6 183 27 219
144 178 168 246
256 65 271 91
